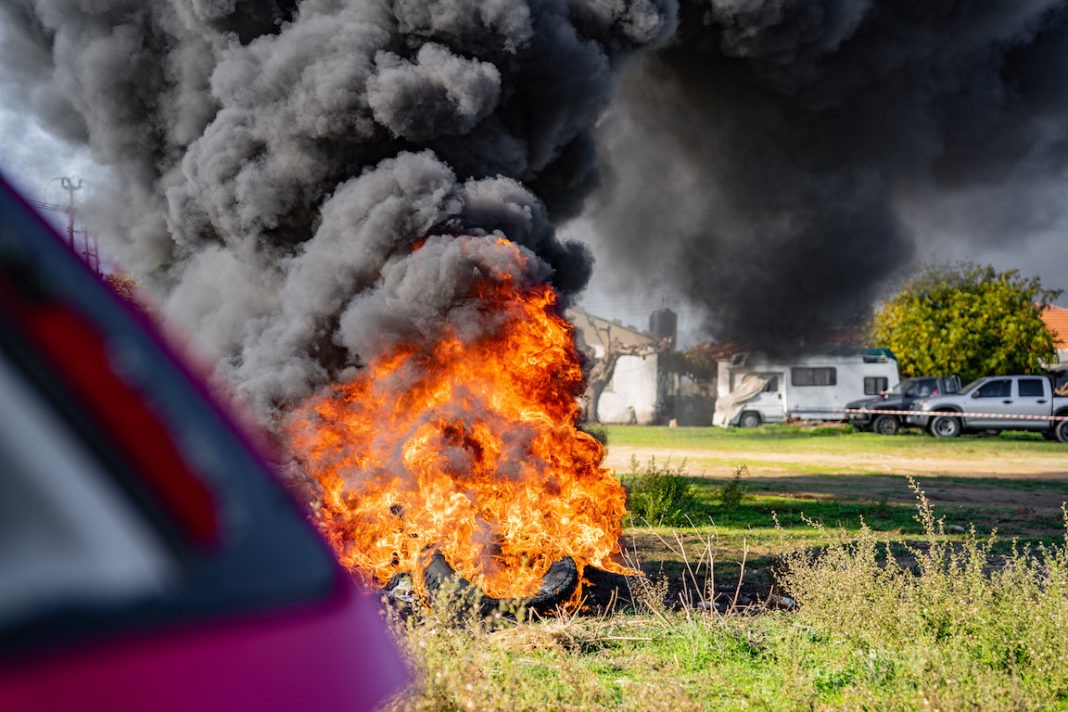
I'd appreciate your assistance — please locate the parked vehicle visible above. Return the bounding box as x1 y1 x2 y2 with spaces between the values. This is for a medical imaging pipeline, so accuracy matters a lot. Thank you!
0 174 407 710
714 349 900 427
906 375 1068 442
845 375 962 435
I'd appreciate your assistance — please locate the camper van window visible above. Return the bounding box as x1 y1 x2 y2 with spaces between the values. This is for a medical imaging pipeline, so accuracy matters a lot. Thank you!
863 376 889 395
763 377 779 393
791 367 837 387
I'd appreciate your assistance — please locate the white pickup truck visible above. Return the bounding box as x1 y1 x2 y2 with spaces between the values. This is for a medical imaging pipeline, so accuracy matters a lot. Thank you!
906 375 1068 442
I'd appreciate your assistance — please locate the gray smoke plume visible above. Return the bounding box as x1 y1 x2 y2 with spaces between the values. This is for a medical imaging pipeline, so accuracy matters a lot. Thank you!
0 0 676 416
588 0 1068 351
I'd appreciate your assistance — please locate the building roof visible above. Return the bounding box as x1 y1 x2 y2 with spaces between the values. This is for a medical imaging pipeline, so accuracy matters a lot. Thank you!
565 308 659 352
1042 304 1068 349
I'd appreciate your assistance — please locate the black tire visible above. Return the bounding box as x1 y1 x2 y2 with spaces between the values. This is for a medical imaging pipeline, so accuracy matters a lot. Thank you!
930 414 962 438
739 411 762 428
872 414 900 436
1056 419 1068 444
423 550 578 616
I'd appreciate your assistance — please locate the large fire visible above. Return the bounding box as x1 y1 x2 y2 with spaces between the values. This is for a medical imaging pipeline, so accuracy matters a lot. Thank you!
285 236 632 603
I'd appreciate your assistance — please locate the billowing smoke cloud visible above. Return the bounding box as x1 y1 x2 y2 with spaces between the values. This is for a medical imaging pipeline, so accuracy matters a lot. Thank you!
589 0 1068 351
0 0 676 416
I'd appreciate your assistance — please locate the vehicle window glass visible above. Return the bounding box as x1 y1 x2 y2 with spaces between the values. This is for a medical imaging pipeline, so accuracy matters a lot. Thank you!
975 379 1010 398
863 376 888 395
0 349 176 631
791 367 836 387
1018 379 1045 397
959 379 981 394
763 376 778 393
915 379 935 397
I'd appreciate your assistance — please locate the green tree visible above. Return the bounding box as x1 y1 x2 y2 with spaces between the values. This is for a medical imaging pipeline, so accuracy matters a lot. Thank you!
871 264 1061 383
660 343 718 383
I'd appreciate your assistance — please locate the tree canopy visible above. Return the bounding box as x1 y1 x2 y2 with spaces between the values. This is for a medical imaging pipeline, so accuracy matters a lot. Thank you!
659 344 718 383
870 264 1061 383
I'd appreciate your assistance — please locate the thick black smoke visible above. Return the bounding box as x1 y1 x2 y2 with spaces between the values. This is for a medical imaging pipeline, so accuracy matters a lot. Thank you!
589 0 1068 351
0 0 675 415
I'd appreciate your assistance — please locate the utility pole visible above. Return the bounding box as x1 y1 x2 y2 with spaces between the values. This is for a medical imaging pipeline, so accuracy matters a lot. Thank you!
59 176 83 248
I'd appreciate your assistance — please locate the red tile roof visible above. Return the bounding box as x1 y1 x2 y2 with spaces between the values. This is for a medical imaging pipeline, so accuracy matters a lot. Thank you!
1042 304 1068 349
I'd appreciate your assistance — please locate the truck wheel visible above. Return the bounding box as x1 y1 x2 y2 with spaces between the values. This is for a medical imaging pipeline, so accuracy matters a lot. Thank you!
872 414 900 436
930 414 962 438
739 411 762 428
1056 419 1068 444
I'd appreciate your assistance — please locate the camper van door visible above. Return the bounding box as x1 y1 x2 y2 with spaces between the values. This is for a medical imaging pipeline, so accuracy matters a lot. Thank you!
742 373 786 424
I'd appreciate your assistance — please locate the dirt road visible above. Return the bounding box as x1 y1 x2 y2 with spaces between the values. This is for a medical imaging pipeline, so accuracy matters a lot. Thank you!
604 445 1068 480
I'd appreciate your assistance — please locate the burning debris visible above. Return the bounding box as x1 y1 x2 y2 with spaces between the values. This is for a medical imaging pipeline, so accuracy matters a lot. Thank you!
283 237 632 604
0 1 675 605
415 550 579 616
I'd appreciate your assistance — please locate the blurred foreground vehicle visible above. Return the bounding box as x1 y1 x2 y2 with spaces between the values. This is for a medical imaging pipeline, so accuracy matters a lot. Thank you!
0 174 407 711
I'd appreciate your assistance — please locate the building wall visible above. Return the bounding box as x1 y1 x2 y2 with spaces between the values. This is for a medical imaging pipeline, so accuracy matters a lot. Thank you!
597 354 659 425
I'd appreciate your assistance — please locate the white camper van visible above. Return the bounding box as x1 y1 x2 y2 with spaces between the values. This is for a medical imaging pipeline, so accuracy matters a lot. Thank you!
713 349 900 427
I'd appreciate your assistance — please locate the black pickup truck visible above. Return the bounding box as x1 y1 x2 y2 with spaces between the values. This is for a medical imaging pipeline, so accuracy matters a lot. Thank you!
845 375 962 435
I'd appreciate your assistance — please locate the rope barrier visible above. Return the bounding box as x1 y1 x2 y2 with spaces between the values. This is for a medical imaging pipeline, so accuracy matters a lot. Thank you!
795 407 1068 422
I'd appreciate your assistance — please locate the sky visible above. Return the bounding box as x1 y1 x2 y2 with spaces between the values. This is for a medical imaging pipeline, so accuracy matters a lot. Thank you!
0 105 100 207
6 1 1068 372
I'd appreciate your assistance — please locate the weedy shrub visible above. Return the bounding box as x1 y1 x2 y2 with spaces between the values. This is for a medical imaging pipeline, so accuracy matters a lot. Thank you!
384 578 701 712
579 422 609 445
621 456 701 527
774 477 1068 709
717 466 749 510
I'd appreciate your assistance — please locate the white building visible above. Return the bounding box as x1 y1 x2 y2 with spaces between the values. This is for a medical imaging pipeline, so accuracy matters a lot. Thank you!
567 309 665 425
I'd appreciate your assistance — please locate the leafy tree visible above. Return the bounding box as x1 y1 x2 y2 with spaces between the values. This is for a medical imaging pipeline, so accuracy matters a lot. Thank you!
871 264 1061 383
659 344 718 383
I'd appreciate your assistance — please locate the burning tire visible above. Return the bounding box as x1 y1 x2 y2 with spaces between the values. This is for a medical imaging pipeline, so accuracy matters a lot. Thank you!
420 550 579 616
930 414 962 438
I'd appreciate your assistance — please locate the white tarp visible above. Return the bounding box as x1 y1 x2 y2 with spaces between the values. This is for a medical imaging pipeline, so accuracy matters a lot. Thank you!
713 373 771 427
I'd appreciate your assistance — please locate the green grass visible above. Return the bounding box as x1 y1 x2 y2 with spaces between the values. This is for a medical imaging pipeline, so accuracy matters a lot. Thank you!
614 456 1064 591
387 488 1068 710
604 423 1063 456
383 427 1068 710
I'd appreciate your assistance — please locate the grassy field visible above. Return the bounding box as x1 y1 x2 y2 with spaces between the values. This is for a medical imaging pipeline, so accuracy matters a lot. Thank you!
385 425 1068 711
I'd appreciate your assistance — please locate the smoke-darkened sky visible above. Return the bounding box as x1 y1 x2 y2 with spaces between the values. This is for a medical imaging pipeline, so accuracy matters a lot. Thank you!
0 0 678 417
2 0 1068 365
579 0 1068 348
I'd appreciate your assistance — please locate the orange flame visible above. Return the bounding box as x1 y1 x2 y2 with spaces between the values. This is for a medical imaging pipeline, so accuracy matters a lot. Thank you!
285 237 632 601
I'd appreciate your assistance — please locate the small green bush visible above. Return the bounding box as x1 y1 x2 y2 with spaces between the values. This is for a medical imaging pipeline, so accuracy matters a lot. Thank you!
578 422 609 445
717 466 749 510
622 456 701 527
